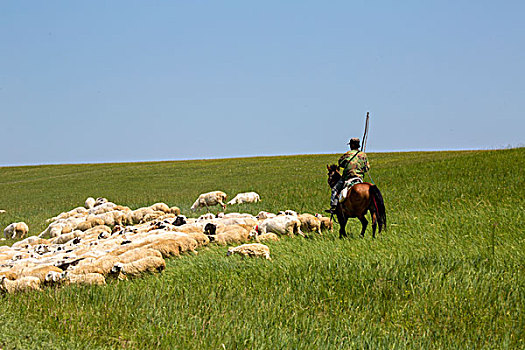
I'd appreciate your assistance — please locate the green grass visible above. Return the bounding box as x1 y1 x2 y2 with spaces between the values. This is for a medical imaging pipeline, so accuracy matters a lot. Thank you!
0 148 524 349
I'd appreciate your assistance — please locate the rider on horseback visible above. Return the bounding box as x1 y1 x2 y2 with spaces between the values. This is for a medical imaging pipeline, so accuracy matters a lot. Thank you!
325 137 370 214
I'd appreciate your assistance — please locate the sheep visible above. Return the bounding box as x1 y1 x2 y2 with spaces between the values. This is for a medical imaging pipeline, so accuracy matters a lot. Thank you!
278 210 298 217
1 276 42 293
208 227 250 246
94 197 108 207
0 210 6 214
18 265 63 283
256 215 304 238
197 213 215 222
173 224 203 234
88 202 116 215
46 207 88 223
227 243 271 260
75 217 106 231
173 216 187 226
190 191 227 211
169 207 181 215
315 214 333 232
116 248 163 264
149 203 171 213
110 256 166 279
297 213 322 234
57 271 106 286
256 211 276 220
227 192 261 205
144 236 197 258
3 222 29 239
0 270 18 281
85 197 96 209
253 232 280 243
70 255 120 275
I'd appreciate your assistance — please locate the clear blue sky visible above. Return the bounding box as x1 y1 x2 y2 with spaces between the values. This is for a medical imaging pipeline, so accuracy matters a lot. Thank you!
1 1 523 166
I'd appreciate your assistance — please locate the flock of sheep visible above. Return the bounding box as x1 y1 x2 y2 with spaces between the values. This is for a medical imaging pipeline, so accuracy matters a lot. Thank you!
0 191 332 294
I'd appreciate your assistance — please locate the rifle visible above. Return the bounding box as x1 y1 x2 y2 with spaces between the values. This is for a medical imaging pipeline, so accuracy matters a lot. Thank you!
361 112 375 184
362 111 370 152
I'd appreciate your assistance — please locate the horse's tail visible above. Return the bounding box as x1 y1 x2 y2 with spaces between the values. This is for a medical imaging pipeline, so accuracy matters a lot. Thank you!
369 185 387 232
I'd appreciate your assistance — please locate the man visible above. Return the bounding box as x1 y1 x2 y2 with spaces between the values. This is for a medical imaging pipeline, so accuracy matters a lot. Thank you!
325 137 370 214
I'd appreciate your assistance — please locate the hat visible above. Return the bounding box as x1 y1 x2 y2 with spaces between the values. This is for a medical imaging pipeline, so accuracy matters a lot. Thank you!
347 137 360 145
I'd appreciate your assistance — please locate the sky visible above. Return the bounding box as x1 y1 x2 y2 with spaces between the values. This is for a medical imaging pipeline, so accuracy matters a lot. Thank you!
1 1 523 166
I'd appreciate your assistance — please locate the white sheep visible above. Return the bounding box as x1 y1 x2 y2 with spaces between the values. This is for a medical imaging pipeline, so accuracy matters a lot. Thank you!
315 214 333 232
85 197 96 209
190 191 227 211
59 271 106 286
256 215 304 238
0 276 42 293
4 222 29 239
256 211 276 220
116 248 163 264
110 256 166 279
252 232 280 243
227 192 261 205
227 243 271 260
297 213 322 234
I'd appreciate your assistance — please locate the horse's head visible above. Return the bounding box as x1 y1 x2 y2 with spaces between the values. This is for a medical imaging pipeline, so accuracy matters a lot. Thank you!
327 164 341 188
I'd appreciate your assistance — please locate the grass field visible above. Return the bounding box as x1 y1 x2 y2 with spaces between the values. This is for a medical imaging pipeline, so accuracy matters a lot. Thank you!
0 148 523 349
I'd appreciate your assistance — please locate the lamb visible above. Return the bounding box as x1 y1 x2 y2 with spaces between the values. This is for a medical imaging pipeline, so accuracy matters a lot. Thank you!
0 276 42 293
190 191 228 211
256 215 304 238
315 214 333 232
227 192 261 205
3 222 29 239
227 243 271 260
110 256 166 279
85 197 96 209
297 213 322 234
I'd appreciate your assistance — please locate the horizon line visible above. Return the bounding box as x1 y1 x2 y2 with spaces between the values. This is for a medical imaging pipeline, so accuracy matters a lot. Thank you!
0 146 522 168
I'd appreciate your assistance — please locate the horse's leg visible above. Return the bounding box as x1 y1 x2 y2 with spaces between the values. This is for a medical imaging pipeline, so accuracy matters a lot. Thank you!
336 212 348 239
371 211 378 237
358 216 368 238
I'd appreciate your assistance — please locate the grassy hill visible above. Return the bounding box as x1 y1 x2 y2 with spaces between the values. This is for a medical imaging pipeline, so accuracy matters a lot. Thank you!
0 148 523 349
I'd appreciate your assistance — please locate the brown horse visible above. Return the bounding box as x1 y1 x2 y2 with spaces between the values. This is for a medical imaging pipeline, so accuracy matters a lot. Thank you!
327 164 386 238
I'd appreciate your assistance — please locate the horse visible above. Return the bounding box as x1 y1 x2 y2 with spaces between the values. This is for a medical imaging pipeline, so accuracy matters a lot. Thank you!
327 164 386 238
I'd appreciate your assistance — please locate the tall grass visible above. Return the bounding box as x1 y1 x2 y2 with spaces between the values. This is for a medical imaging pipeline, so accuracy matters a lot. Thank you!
0 148 523 349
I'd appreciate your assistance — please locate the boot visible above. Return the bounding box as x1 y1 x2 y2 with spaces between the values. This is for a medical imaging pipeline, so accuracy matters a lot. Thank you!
324 205 337 214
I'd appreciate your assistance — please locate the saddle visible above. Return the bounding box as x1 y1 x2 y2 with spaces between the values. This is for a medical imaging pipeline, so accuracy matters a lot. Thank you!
338 177 363 202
